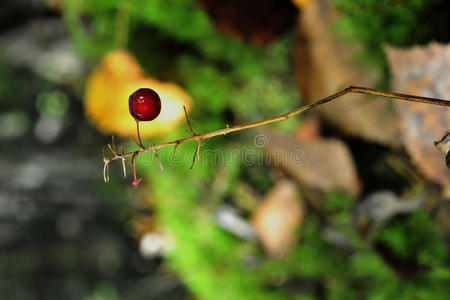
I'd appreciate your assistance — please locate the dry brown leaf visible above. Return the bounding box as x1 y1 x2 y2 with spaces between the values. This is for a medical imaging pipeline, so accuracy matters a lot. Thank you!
197 0 297 45
295 0 399 145
252 179 305 259
435 131 450 156
84 50 192 137
386 43 450 186
262 129 360 195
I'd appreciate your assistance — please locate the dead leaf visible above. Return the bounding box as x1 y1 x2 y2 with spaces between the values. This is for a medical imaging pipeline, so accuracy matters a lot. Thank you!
435 130 450 156
262 129 360 195
252 179 305 259
85 50 192 137
295 0 399 145
386 43 450 185
197 0 297 45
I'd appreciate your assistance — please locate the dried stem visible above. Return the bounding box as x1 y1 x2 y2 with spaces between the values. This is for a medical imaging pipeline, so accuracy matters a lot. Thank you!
135 120 145 149
182 105 202 168
152 147 164 171
134 119 163 172
121 158 127 178
183 105 197 136
172 142 180 168
131 151 141 187
103 159 110 182
103 86 450 179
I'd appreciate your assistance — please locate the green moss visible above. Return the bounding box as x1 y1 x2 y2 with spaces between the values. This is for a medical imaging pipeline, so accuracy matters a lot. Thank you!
149 170 287 300
334 0 450 85
378 210 447 267
63 0 450 298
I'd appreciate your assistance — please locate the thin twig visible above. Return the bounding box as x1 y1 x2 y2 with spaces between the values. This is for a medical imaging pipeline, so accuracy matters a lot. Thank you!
182 105 203 168
135 120 145 149
121 158 127 178
103 86 450 166
172 142 180 168
103 159 110 182
131 151 141 187
153 148 164 171
108 135 118 156
183 105 197 136
130 136 139 148
190 140 202 170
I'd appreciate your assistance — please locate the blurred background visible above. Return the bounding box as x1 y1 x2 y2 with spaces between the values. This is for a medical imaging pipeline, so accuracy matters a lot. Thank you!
1 0 450 299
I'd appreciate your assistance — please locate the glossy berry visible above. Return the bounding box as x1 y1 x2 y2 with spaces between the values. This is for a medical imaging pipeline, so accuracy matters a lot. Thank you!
129 88 162 122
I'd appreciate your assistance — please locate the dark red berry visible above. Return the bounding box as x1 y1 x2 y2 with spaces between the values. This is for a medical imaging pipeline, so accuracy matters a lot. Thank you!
129 88 162 122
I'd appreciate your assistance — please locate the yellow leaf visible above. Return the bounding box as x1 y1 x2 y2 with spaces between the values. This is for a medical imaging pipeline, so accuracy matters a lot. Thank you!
85 50 192 137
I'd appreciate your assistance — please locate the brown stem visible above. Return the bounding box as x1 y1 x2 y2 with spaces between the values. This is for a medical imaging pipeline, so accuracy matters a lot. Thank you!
183 105 197 136
190 140 202 170
135 120 145 149
133 153 137 178
153 148 164 171
104 86 450 166
131 151 141 187
172 142 180 168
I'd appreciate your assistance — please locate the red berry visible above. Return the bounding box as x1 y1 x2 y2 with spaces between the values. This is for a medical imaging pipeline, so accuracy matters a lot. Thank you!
129 88 162 122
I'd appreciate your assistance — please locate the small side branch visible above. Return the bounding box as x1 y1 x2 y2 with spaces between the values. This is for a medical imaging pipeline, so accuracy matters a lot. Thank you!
103 158 110 182
183 105 197 136
131 151 141 188
190 139 202 170
135 120 145 149
172 142 180 168
182 106 202 169
153 148 164 171
121 158 127 178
